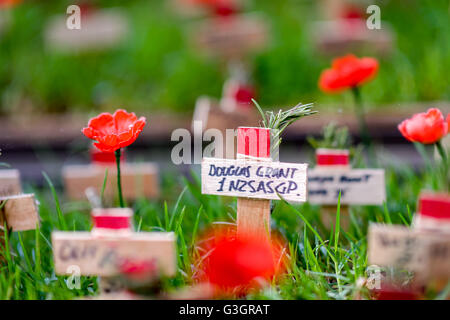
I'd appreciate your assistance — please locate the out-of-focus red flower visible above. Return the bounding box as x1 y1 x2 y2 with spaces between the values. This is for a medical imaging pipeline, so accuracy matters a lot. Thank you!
340 5 365 20
319 54 379 93
198 228 286 294
234 85 255 106
398 108 448 145
82 109 146 153
183 0 237 17
0 0 21 8
119 259 158 281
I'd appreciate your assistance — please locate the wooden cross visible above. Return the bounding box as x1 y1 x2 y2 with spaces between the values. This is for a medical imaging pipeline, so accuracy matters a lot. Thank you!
308 148 385 205
192 80 259 148
0 194 40 233
0 170 40 263
368 223 450 288
0 169 22 197
45 8 129 53
313 0 393 56
52 207 176 296
192 13 269 61
63 145 159 203
413 192 450 232
201 127 308 240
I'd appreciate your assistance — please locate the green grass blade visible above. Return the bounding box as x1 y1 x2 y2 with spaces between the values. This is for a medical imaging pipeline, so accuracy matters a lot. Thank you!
42 171 67 231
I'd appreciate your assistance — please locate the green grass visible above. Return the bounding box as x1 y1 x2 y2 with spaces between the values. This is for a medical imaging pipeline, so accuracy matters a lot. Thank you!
1 0 449 114
0 153 446 300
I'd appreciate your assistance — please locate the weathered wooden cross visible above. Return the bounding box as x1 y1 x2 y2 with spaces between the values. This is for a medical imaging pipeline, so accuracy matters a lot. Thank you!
192 85 259 139
52 207 176 296
413 192 450 232
201 127 308 240
0 169 40 263
193 13 269 61
368 194 450 288
308 148 386 205
307 148 385 228
63 145 159 203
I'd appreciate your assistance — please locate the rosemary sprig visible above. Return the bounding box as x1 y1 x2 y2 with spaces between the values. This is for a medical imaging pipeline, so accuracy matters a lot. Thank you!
307 122 351 150
252 99 317 157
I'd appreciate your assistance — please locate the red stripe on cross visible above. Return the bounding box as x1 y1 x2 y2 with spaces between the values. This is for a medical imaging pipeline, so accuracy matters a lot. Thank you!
418 193 450 219
237 127 271 159
316 149 350 166
93 216 131 229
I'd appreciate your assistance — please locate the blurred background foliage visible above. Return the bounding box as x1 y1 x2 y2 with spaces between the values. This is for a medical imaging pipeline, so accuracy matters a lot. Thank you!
0 0 449 115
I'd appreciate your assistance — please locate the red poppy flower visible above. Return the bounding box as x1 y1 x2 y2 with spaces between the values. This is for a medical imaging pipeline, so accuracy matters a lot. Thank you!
398 108 448 144
319 54 379 93
198 229 285 294
205 237 275 289
82 109 146 153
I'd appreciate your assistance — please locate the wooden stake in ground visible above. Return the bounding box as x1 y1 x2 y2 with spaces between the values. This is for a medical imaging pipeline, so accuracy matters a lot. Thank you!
52 208 176 297
202 126 308 241
308 148 385 229
63 145 159 203
0 194 40 263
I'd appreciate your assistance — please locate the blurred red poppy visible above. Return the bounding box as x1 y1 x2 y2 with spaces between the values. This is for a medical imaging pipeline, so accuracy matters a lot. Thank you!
0 0 21 8
319 54 379 93
198 229 286 294
234 85 255 105
82 109 146 153
398 108 448 144
119 259 158 281
371 283 421 300
183 0 237 16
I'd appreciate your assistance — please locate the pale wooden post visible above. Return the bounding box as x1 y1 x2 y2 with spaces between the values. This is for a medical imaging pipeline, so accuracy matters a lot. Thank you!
0 169 22 197
413 193 450 233
236 127 272 240
0 170 39 264
63 145 159 203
